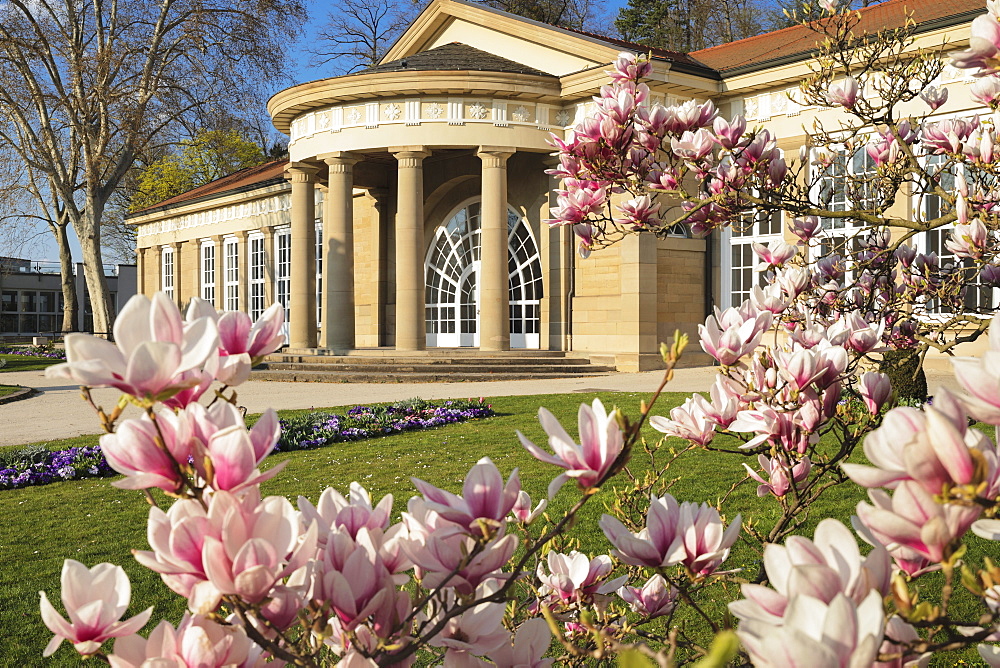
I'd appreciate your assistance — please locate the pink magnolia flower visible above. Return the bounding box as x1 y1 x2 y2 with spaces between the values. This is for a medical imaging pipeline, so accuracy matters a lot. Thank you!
855 482 981 564
699 308 773 366
945 218 989 259
510 490 547 525
518 399 624 498
489 618 554 668
412 457 520 537
614 194 661 228
134 489 312 613
107 614 254 668
825 76 859 108
972 75 1000 106
99 416 187 493
428 584 510 663
45 292 219 403
843 390 995 495
737 590 885 668
953 314 1000 424
752 240 797 269
650 396 715 446
608 51 652 82
922 118 977 154
731 519 890 629
573 223 595 259
858 371 892 415
951 13 1000 75
298 482 393 541
743 454 811 498
670 128 716 161
40 560 152 657
535 551 627 605
617 574 678 619
712 115 746 148
919 85 949 110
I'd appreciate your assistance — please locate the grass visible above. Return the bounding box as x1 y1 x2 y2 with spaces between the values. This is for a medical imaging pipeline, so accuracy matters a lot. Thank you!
0 353 63 373
0 391 992 665
0 385 22 398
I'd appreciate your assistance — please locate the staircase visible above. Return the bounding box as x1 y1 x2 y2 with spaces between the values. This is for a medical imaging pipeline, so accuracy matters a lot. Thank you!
252 349 616 383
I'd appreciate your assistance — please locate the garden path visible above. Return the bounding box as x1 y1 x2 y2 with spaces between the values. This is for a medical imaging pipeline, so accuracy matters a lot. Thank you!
0 365 963 447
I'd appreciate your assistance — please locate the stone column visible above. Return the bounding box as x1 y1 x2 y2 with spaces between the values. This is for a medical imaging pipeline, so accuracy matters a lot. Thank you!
321 152 360 350
136 248 146 296
368 188 390 347
391 147 430 351
287 162 320 349
478 146 515 351
154 246 163 293
237 231 249 313
260 226 275 305
171 242 184 308
210 235 224 310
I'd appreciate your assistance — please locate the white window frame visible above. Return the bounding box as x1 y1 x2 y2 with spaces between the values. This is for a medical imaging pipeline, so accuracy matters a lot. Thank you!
913 153 997 317
248 232 266 321
200 240 216 304
315 221 323 325
275 227 291 336
161 246 174 301
224 237 239 312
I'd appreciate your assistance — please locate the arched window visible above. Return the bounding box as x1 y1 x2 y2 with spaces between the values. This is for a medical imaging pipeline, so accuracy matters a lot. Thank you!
425 201 543 348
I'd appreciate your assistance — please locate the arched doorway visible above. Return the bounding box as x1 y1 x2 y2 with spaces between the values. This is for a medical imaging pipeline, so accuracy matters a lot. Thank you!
424 200 542 348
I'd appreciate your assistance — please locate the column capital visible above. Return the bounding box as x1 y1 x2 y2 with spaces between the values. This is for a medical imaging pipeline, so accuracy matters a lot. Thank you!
477 146 515 168
236 229 249 241
210 234 224 243
319 151 362 171
170 241 183 250
286 161 321 183
259 225 274 238
390 146 431 164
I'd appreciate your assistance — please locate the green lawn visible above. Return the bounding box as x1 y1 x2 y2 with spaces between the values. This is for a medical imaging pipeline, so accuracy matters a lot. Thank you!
0 390 990 665
0 385 22 398
0 353 63 373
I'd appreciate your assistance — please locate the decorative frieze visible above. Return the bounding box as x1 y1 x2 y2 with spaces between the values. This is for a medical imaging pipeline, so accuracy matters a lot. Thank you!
135 193 293 239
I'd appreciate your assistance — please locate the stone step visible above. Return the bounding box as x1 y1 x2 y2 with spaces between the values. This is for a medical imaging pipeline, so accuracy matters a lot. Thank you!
256 362 616 374
251 369 613 383
282 347 570 358
263 354 595 367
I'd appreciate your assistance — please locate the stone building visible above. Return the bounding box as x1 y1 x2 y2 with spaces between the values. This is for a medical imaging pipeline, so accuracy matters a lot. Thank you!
126 0 986 370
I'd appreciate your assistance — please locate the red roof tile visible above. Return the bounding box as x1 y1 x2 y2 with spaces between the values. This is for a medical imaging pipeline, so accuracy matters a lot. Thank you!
690 0 981 72
128 160 288 217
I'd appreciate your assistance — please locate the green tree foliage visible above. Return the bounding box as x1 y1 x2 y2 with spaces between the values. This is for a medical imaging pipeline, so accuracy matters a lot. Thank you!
129 131 267 213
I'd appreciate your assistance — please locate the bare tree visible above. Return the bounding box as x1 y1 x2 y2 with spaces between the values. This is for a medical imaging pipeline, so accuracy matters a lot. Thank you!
0 0 305 336
313 0 423 73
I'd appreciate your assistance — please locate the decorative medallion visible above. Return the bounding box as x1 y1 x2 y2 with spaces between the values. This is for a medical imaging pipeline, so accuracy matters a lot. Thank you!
469 102 488 120
347 108 362 124
384 103 401 121
316 111 331 130
427 103 443 119
555 109 570 126
512 105 530 122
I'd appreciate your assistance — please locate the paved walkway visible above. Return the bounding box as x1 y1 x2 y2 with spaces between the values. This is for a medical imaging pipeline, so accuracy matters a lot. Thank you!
0 365 965 447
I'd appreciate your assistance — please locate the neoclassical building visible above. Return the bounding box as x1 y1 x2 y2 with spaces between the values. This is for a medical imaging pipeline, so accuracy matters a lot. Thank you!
127 0 987 370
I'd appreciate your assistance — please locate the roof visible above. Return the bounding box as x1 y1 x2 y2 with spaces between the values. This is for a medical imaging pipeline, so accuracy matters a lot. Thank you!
127 160 287 218
556 25 715 73
690 0 982 72
358 42 554 77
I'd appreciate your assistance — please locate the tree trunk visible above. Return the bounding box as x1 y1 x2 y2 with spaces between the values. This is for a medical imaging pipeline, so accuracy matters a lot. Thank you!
52 222 78 333
75 205 112 338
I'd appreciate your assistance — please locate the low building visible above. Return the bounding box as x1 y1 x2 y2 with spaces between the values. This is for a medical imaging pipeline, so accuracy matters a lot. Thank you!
125 0 986 369
0 258 137 338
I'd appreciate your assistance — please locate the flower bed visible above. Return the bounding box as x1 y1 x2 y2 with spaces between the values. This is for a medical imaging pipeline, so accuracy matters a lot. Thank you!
275 398 495 452
0 346 66 360
0 398 494 491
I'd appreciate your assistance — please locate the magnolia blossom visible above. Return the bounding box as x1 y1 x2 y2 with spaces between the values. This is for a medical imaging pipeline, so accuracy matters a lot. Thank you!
825 76 859 108
413 457 520 537
489 618 554 668
518 399 624 498
650 396 715 446
107 614 255 668
858 371 892 415
730 519 890 627
298 482 393 542
427 583 510 665
699 308 773 366
618 574 678 619
972 75 1000 106
920 84 949 110
946 218 989 259
40 560 152 657
743 454 811 498
45 292 219 403
601 493 740 577
510 490 547 525
752 240 797 269
952 13 1000 75
536 551 627 605
737 591 885 668
953 315 1000 424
